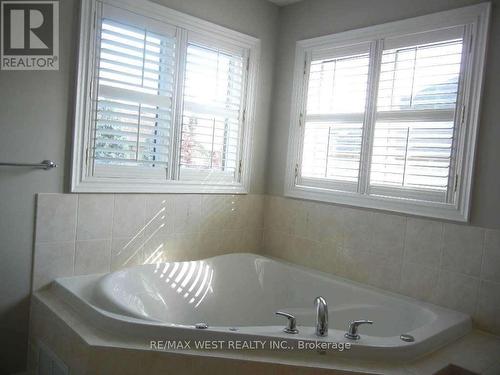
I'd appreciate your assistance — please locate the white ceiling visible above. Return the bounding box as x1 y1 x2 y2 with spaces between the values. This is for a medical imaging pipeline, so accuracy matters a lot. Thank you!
267 0 303 6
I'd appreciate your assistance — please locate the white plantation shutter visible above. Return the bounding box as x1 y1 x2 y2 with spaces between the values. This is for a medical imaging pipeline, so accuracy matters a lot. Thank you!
286 5 491 221
370 33 464 202
73 0 259 193
92 6 177 177
301 46 370 190
179 40 247 182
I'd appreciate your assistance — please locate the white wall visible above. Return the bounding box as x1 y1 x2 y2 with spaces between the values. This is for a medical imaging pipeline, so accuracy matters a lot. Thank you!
266 0 500 230
0 0 278 373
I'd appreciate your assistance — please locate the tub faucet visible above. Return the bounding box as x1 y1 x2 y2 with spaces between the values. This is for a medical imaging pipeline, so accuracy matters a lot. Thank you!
345 319 373 340
314 296 328 337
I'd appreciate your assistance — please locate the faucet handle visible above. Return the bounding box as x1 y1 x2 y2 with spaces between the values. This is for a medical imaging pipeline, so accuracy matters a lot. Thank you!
345 319 373 340
275 311 299 334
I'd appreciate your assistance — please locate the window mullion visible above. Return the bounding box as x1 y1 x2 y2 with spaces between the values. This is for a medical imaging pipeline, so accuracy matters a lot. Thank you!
170 27 188 180
358 39 383 195
446 24 473 204
236 49 250 182
295 51 312 185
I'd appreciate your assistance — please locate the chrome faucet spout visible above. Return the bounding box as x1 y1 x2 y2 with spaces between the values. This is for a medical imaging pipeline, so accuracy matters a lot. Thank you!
314 296 328 337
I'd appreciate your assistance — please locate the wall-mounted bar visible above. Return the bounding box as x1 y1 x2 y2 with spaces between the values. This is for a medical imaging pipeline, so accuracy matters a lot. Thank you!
0 160 57 170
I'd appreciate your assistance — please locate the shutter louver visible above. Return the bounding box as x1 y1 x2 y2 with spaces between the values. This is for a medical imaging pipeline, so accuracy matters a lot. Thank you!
179 43 245 181
370 38 464 200
301 52 370 186
93 19 176 173
377 39 463 111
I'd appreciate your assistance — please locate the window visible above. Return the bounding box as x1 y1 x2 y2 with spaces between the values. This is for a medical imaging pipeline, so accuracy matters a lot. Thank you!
179 41 247 183
93 15 176 178
301 45 371 192
72 0 258 193
286 4 490 221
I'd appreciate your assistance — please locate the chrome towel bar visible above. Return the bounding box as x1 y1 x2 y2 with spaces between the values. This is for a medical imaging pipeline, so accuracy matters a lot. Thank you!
0 160 57 170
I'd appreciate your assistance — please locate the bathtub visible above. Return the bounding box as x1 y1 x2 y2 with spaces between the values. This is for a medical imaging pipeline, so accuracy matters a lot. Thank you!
50 253 471 362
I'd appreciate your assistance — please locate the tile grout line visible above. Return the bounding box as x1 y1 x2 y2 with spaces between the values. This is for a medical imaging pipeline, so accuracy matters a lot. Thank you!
398 216 409 292
474 229 488 318
72 195 79 276
110 194 116 270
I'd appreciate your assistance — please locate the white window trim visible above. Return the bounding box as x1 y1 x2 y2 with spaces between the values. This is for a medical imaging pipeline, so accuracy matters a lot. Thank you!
284 3 491 222
71 0 260 193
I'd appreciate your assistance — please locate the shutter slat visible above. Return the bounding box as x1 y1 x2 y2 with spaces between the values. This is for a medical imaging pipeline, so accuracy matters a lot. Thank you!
370 37 464 197
370 120 455 191
93 17 175 169
179 43 245 178
376 39 462 112
306 52 369 117
302 121 364 183
301 51 369 183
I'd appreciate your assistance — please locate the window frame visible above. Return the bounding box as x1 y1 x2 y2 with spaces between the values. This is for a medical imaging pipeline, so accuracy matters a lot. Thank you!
284 3 491 222
71 0 260 193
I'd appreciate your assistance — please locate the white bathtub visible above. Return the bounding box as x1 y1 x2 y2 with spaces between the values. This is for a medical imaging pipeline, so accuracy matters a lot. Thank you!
51 253 471 362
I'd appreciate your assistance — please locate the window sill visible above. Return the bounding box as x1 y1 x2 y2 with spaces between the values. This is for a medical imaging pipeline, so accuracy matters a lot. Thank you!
285 184 468 222
71 176 249 194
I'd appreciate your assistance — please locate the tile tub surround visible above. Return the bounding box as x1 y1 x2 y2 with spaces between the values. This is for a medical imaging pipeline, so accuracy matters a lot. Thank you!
33 193 265 290
262 195 500 336
32 192 500 336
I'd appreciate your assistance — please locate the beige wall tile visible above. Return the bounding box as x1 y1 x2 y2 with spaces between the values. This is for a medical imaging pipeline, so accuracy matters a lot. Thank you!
112 195 146 238
173 195 202 234
246 194 265 229
263 229 289 259
166 232 202 261
200 195 231 233
399 262 439 301
474 280 500 335
262 195 274 229
342 208 373 251
307 203 343 247
333 247 372 285
198 231 222 258
404 218 443 268
111 236 144 271
304 240 335 275
429 271 479 315
36 194 77 243
32 192 500 337
224 195 248 231
74 240 111 275
144 195 173 239
142 234 170 264
370 213 405 259
244 229 263 253
364 251 402 292
33 242 75 290
220 230 247 253
265 196 296 234
481 229 500 283
286 235 321 269
441 223 484 277
76 194 113 241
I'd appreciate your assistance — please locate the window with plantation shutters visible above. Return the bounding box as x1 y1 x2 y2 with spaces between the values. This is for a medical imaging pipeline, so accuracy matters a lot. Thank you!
301 45 370 191
286 4 490 221
93 9 176 177
179 41 246 182
72 0 258 193
369 35 464 202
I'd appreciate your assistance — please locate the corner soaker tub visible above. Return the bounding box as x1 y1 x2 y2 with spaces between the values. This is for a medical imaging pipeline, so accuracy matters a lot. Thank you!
50 253 471 362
